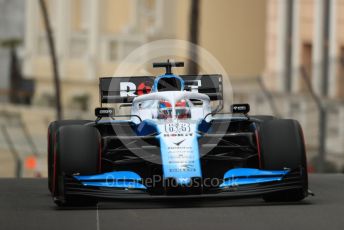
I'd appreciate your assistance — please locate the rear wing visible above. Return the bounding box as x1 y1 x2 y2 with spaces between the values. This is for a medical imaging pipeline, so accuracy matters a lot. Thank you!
99 74 223 104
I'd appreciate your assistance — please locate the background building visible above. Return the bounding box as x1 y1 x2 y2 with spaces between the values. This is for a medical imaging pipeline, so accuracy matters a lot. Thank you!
23 0 267 111
265 0 344 98
263 0 344 171
0 0 269 177
0 0 26 102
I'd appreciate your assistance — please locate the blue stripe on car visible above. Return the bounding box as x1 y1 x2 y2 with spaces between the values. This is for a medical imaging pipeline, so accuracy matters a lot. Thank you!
74 171 146 189
220 168 289 188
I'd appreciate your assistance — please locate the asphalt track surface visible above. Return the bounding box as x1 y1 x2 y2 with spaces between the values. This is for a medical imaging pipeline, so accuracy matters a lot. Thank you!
0 174 343 230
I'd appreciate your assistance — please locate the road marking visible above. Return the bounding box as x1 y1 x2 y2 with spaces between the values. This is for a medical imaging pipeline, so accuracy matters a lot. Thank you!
96 203 100 230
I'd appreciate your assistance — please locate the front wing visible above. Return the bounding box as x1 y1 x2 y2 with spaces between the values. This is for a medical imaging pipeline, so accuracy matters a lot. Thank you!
61 168 306 200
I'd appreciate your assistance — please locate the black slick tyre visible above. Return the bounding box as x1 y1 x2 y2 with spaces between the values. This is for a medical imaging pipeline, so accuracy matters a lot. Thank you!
258 119 308 202
52 125 100 206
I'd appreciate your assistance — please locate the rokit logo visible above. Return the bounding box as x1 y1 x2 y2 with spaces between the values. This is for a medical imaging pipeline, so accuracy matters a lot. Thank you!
119 80 202 97
185 80 202 93
120 82 152 97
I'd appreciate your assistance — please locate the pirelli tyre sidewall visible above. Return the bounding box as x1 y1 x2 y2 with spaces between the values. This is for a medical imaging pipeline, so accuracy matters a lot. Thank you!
258 119 308 202
47 120 92 192
52 125 100 206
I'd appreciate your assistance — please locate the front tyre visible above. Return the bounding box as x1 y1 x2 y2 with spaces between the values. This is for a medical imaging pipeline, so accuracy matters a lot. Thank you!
53 125 100 206
258 119 308 202
47 120 92 192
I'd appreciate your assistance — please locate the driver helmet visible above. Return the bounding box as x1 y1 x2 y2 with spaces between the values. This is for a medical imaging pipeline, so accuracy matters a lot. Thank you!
158 100 191 119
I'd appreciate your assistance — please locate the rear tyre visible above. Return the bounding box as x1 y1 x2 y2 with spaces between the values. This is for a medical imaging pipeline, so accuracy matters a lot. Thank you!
48 120 92 192
52 125 100 206
258 119 308 202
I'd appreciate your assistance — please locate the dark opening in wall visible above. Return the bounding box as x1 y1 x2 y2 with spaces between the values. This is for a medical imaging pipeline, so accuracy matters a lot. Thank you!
300 42 313 92
337 46 344 98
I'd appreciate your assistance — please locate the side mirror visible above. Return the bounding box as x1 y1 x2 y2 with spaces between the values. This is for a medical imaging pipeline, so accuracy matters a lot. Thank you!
95 107 114 118
231 104 250 114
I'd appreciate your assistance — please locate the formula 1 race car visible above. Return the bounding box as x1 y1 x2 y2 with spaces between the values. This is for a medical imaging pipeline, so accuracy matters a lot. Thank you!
48 60 309 206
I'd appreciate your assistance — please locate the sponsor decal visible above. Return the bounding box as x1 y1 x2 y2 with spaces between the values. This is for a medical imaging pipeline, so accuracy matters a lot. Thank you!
158 121 201 181
95 107 114 117
164 133 193 137
119 80 202 97
165 122 191 133
185 80 201 92
119 81 153 97
137 82 152 95
120 82 137 97
173 139 186 146
231 103 250 114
